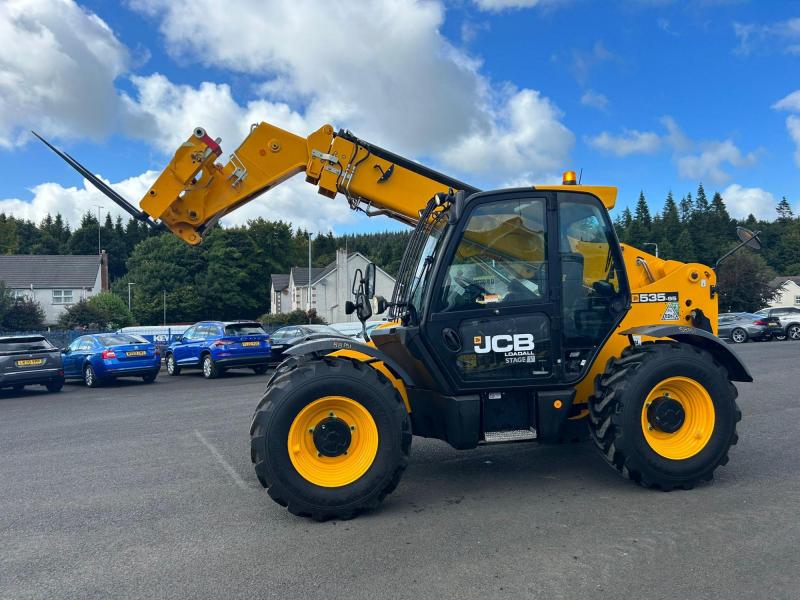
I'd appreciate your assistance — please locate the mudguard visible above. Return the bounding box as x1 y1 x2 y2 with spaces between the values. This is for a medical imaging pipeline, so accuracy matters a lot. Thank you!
620 325 753 382
284 337 415 387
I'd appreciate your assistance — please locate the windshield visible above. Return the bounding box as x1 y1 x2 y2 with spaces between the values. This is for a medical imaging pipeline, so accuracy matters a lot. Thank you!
392 205 450 321
225 323 266 335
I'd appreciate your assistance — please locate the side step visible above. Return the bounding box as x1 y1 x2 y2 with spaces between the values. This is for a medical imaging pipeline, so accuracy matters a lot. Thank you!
483 428 537 444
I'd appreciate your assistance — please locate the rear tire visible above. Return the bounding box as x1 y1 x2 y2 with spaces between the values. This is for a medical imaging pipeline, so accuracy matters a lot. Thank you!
589 341 741 490
252 365 268 375
166 354 181 376
730 327 747 343
46 381 63 393
250 358 411 521
84 364 101 388
787 323 800 341
202 354 220 379
142 371 158 384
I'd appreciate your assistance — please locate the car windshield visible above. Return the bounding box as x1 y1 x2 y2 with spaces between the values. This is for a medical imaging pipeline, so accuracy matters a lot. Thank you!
0 337 53 352
303 325 339 335
97 334 145 346
225 323 266 335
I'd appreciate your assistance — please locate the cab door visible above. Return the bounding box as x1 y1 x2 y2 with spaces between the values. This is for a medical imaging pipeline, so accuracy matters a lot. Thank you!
422 192 561 391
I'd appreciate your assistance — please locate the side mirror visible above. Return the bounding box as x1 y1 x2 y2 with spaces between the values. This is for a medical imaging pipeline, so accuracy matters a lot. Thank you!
364 263 376 299
175 335 184 343
62 347 70 354
351 268 363 295
736 226 761 250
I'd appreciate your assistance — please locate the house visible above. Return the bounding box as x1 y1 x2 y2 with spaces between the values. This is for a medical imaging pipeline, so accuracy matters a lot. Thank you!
270 249 395 324
768 276 800 308
0 252 109 325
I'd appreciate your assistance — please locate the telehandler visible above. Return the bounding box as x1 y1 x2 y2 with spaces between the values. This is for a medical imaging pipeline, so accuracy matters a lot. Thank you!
37 121 753 520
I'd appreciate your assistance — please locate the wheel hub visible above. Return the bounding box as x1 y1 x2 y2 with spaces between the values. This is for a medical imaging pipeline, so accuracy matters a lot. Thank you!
647 395 685 433
312 416 352 457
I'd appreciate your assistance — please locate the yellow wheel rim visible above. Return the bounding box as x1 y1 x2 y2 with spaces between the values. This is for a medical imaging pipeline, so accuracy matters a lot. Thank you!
641 376 715 460
287 396 379 487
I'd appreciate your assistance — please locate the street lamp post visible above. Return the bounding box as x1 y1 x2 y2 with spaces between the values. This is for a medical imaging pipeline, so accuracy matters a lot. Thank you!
307 232 314 324
127 282 135 310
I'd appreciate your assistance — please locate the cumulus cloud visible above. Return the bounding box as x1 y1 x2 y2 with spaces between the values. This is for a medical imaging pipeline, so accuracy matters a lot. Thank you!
585 129 661 156
676 140 759 183
580 89 609 111
586 116 760 183
128 0 573 183
0 0 128 147
773 90 800 166
0 170 355 233
473 0 548 10
0 171 157 227
720 184 777 221
734 18 800 56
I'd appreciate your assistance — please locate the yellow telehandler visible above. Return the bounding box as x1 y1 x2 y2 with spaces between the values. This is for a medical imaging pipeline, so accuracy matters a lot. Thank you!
37 121 753 520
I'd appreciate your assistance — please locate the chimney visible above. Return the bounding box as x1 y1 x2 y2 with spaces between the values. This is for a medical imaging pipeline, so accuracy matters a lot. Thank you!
100 250 109 291
336 248 349 319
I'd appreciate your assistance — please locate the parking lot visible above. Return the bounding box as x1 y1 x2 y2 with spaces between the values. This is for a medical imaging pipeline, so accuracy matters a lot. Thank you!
1 341 799 600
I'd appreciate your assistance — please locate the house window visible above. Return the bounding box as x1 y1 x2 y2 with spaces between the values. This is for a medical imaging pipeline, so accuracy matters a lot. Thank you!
794 295 800 306
10 289 29 300
52 289 74 304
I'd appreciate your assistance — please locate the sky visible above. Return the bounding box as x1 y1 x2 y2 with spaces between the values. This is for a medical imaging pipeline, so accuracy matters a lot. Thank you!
0 0 799 235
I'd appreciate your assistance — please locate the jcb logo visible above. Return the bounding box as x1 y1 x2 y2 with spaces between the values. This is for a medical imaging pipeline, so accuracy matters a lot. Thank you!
474 334 535 354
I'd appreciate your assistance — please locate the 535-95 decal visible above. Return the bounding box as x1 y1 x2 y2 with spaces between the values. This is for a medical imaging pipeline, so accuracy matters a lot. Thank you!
632 291 679 303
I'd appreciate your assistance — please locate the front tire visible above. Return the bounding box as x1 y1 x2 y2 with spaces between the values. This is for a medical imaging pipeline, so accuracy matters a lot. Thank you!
730 327 747 343
166 354 181 376
250 358 411 520
787 323 800 341
202 354 220 379
589 341 741 490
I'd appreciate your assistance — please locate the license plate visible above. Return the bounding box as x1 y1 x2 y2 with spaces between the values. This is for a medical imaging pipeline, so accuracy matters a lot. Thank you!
126 350 146 357
241 341 260 347
16 358 44 367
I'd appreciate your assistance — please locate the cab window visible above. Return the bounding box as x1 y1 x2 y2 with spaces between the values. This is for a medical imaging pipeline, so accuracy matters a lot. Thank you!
436 198 547 312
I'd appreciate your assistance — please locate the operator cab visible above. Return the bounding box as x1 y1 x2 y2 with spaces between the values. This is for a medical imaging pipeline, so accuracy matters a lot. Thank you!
363 185 630 446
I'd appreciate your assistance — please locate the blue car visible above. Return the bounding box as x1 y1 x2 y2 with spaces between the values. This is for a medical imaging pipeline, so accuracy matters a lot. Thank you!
164 321 271 379
62 333 161 387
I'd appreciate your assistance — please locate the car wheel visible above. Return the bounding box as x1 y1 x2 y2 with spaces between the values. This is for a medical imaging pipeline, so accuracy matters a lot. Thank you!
12 384 24 391
202 354 220 379
252 365 268 375
166 354 181 376
142 371 158 384
730 328 747 343
84 364 101 388
46 381 63 393
775 334 788 341
788 324 800 341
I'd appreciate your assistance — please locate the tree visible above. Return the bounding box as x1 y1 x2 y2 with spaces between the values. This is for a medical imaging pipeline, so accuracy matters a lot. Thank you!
3 298 46 331
87 292 135 329
716 250 777 312
673 228 696 263
58 299 107 329
776 196 793 221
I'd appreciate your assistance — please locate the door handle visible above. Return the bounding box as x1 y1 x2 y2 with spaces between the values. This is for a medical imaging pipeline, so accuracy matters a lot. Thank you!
442 328 462 353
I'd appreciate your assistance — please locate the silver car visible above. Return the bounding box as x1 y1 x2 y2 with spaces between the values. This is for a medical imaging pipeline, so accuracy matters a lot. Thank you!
754 306 800 341
717 313 778 343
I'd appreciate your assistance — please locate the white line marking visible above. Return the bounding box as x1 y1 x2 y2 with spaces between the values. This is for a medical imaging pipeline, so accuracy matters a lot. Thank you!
194 429 249 490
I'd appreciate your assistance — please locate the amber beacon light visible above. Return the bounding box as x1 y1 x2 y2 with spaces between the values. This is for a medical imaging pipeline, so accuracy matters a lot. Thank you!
562 170 577 185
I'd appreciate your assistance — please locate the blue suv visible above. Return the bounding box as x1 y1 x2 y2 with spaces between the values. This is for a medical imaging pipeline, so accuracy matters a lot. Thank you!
164 321 271 379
